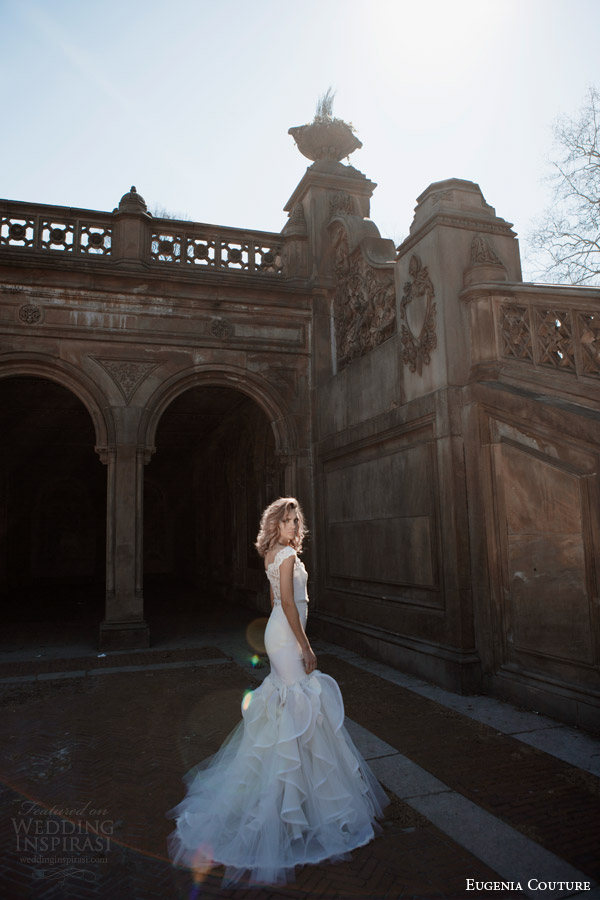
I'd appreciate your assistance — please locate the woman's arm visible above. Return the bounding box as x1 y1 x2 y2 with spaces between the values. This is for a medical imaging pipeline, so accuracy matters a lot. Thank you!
279 555 317 674
269 583 274 611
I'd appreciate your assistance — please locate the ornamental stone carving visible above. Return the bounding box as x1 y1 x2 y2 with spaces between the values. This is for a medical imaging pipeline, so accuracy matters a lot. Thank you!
400 255 437 375
329 191 356 217
17 303 43 325
431 190 455 204
470 233 503 267
209 317 234 340
288 203 306 226
93 358 159 403
288 121 362 162
499 304 533 362
331 224 396 369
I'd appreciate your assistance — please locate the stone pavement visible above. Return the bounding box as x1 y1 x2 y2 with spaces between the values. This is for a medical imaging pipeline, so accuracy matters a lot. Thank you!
0 610 599 900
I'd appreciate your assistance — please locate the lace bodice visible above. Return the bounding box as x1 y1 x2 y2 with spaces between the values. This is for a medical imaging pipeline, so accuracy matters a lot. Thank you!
266 546 308 607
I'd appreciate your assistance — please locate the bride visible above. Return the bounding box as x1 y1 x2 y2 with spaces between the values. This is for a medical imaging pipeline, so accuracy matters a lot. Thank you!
166 497 389 887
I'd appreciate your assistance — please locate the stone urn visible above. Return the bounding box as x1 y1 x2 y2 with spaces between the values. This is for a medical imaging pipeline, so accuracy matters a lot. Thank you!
288 119 362 162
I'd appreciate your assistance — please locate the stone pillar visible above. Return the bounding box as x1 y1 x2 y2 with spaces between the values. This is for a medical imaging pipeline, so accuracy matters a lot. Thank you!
395 177 522 398
283 160 377 280
278 449 298 497
112 186 150 269
98 444 149 650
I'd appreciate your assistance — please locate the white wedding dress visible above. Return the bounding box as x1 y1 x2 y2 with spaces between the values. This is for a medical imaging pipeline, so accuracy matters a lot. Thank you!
166 546 389 887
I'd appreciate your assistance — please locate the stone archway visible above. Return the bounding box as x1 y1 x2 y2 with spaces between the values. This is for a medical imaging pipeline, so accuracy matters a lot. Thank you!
143 383 285 630
141 365 298 486
0 374 107 635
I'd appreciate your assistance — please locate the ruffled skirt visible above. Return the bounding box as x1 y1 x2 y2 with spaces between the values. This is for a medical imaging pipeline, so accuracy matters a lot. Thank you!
166 668 389 886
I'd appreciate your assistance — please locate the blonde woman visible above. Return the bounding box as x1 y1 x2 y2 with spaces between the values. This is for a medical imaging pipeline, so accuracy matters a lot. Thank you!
167 497 388 887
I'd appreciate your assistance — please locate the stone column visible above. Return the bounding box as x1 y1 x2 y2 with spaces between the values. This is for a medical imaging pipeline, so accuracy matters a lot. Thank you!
278 449 298 497
98 444 149 650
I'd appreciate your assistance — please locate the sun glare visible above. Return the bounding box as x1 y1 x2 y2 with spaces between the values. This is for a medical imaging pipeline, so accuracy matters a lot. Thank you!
366 0 511 93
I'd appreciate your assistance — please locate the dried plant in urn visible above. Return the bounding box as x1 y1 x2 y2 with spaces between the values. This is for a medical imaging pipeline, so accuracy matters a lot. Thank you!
288 89 362 162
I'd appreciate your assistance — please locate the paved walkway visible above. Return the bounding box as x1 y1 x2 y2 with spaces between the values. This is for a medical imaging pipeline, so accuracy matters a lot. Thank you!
0 610 598 900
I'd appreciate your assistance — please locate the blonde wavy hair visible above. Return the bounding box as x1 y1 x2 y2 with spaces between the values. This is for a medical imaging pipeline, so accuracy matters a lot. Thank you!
255 497 307 557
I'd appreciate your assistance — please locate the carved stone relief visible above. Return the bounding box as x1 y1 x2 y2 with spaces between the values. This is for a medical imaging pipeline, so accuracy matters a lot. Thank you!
329 191 357 217
498 302 600 378
93 358 159 403
470 233 504 267
579 313 600 376
288 203 306 226
499 304 533 362
331 224 396 368
17 303 43 324
431 190 455 204
536 308 575 371
209 317 234 340
400 255 437 375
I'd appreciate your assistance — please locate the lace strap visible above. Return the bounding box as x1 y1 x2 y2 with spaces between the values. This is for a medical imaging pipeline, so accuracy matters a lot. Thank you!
271 546 296 569
266 546 296 606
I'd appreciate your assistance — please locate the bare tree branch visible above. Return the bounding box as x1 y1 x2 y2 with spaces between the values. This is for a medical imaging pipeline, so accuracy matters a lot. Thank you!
528 86 600 285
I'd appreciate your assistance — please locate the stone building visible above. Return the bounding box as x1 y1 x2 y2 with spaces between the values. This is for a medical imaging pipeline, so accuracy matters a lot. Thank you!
1 120 599 730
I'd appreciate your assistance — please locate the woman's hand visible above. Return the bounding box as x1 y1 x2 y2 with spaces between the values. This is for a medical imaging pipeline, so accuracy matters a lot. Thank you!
302 644 317 675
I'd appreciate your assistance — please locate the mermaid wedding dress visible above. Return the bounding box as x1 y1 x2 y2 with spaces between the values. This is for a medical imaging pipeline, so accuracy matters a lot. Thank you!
166 546 389 886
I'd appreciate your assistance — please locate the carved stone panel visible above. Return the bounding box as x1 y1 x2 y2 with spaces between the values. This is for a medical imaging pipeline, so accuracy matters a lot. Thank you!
329 191 356 217
17 303 43 325
470 233 503 267
493 442 594 665
399 255 437 375
209 317 234 340
535 308 575 371
322 427 441 607
578 312 600 376
331 224 396 369
499 304 533 362
93 358 159 403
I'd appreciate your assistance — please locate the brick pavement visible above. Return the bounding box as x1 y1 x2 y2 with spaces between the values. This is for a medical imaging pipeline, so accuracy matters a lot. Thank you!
0 635 597 900
321 657 600 882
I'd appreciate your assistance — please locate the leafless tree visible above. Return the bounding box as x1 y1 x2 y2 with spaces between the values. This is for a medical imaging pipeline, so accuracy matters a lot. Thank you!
528 86 600 286
150 204 191 221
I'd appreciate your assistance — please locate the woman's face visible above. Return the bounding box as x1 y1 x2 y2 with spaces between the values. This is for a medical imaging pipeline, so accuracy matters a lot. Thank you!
278 508 299 544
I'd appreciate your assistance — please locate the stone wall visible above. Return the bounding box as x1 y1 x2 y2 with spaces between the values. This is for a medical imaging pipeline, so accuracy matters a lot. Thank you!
1 155 599 728
306 174 599 728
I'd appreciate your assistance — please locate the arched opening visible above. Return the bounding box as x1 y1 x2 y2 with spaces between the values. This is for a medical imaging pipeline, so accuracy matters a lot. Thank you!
0 376 106 639
144 385 283 632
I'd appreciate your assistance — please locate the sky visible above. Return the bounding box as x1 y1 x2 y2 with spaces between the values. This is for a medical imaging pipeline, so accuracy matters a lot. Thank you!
1 0 599 279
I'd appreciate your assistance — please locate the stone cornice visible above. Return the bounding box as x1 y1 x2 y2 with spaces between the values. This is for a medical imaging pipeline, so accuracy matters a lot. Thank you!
284 164 377 212
460 280 600 304
397 211 517 257
0 256 312 296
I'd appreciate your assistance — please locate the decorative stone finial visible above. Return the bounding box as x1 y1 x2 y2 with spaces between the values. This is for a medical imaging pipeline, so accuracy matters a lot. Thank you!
117 185 148 213
288 89 362 162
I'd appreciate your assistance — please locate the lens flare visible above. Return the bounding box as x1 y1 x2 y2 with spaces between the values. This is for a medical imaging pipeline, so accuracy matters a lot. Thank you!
245 617 268 654
242 690 253 711
250 654 261 667
191 843 214 886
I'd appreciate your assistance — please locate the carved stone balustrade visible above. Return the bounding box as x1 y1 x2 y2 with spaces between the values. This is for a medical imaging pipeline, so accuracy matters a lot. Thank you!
462 281 600 403
0 195 293 280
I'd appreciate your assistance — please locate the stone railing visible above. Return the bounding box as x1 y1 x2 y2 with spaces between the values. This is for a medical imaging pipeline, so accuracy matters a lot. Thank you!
497 294 600 379
148 222 283 274
0 198 286 277
464 283 600 388
0 202 113 257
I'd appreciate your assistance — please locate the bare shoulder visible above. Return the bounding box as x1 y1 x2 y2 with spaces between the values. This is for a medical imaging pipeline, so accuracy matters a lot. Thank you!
279 552 296 570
